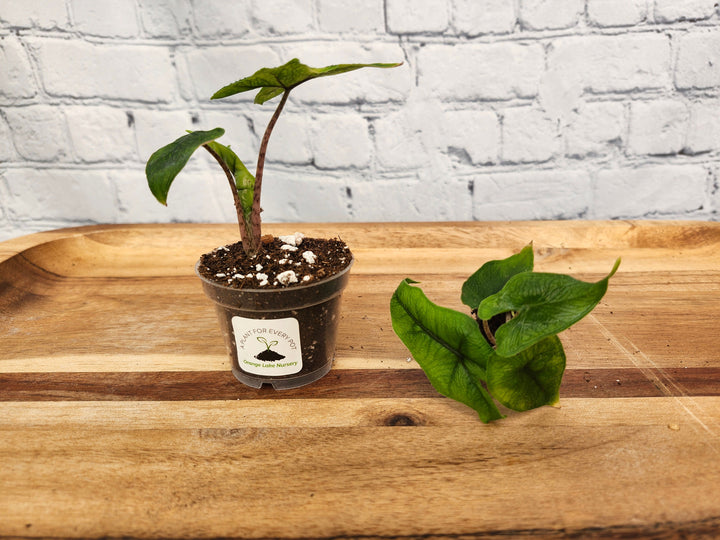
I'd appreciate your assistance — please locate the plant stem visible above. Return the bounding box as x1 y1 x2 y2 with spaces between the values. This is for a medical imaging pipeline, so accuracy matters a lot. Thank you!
249 90 291 254
482 319 496 347
202 143 250 245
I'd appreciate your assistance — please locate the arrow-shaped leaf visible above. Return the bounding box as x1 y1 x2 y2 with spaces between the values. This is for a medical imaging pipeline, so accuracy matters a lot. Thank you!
145 128 225 205
477 259 621 357
212 58 403 103
461 244 534 309
486 335 566 411
390 279 502 423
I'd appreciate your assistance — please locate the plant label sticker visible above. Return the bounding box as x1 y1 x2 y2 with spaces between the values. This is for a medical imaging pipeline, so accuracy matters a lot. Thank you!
231 316 302 376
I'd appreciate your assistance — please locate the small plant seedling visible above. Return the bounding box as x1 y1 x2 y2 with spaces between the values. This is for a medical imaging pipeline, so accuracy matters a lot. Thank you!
255 336 284 362
257 336 279 351
390 245 620 423
145 58 401 256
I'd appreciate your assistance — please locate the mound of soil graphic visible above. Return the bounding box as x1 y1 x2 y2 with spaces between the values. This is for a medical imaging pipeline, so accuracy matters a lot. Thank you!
255 349 286 362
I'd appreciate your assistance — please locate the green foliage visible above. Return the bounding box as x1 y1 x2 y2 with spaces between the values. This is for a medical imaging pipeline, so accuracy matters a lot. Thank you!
145 58 401 254
212 59 402 103
146 128 225 205
486 336 565 411
477 259 621 357
461 243 534 309
390 279 502 422
390 246 620 423
203 139 255 237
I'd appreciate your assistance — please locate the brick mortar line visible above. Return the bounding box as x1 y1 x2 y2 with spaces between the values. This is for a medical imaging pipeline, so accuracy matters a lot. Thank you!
5 22 720 44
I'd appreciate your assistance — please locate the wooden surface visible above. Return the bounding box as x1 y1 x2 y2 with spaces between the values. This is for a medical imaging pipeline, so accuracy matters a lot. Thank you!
1 221 719 539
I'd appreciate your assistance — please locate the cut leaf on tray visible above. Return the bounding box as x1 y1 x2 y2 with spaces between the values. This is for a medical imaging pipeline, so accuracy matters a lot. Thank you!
461 243 534 309
486 335 566 412
390 279 502 422
390 247 620 423
477 258 621 358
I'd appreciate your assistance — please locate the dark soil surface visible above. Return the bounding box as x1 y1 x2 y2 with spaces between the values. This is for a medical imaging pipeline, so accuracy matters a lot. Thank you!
197 234 352 290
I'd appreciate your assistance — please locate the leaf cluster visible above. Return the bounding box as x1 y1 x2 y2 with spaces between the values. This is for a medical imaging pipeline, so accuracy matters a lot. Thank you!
145 59 401 255
390 245 620 423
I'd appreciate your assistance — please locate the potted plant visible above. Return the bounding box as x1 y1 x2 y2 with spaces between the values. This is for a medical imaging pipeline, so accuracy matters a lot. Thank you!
146 58 401 389
390 244 620 422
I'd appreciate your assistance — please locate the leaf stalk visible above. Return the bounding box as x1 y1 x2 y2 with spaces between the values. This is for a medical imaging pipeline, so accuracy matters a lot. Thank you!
248 90 291 255
201 143 251 247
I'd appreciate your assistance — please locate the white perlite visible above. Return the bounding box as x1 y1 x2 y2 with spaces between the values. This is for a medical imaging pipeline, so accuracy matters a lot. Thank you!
278 232 304 247
302 250 317 264
276 270 299 285
256 273 269 287
281 244 299 252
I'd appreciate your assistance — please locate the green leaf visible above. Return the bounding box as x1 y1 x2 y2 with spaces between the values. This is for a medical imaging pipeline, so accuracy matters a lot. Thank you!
390 279 502 423
477 258 621 357
145 128 225 205
253 86 285 104
461 244 534 309
211 58 403 103
486 335 566 412
203 140 255 229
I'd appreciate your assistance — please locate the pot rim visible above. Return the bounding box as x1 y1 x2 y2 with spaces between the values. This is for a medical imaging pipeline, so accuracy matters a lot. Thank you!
194 254 354 293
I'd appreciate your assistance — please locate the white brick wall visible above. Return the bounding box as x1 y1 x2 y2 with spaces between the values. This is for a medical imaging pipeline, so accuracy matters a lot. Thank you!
1 0 719 241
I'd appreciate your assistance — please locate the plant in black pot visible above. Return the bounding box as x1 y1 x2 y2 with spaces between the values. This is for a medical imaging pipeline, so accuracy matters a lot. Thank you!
146 58 401 389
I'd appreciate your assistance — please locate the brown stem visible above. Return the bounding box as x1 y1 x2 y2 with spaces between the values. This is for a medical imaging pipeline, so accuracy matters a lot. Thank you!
202 143 249 247
249 90 291 254
482 319 496 347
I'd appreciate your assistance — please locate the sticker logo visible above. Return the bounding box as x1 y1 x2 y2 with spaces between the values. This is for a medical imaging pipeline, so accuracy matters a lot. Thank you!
232 316 302 376
255 337 285 361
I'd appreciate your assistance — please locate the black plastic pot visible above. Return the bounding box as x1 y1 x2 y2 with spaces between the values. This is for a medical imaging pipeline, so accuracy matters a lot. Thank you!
196 258 353 389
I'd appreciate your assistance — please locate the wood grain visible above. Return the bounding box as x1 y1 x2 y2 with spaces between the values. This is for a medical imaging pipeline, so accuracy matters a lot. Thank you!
1 368 719 402
1 221 719 539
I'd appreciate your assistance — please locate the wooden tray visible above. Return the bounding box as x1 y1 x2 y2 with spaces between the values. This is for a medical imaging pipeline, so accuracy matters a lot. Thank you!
1 221 719 538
